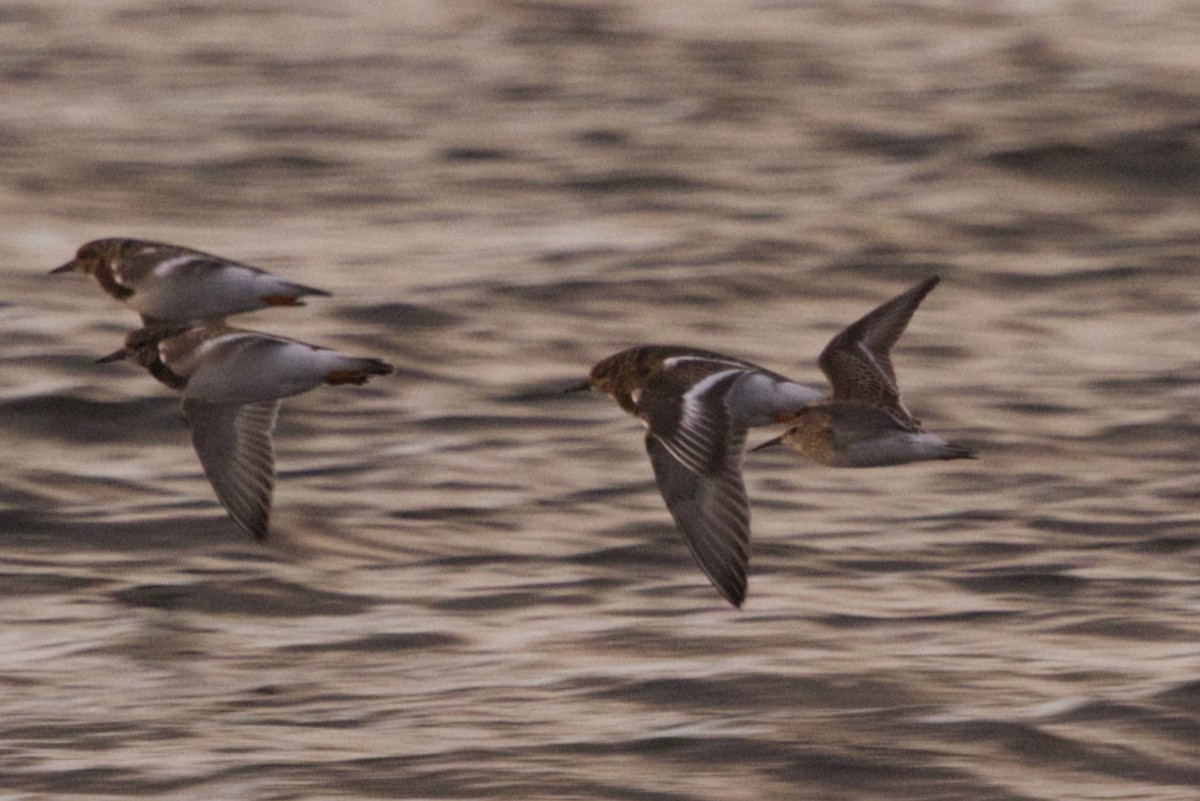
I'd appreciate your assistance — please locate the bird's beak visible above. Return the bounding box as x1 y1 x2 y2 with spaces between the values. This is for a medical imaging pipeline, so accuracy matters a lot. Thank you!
561 380 592 394
750 434 785 453
49 261 77 275
95 349 128 364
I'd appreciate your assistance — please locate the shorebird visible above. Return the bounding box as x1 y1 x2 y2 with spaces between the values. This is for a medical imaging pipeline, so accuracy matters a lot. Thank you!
753 276 975 466
99 322 393 540
576 277 973 607
51 238 329 324
571 346 824 607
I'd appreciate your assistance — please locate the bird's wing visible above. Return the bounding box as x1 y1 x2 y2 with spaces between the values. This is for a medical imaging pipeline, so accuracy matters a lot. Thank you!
818 276 939 405
637 363 751 607
182 399 279 541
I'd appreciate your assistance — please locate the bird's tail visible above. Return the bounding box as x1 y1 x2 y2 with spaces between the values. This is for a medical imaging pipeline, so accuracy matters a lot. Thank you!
324 357 394 386
941 442 977 460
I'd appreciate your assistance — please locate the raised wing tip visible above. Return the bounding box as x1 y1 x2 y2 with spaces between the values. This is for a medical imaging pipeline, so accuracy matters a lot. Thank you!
896 276 940 306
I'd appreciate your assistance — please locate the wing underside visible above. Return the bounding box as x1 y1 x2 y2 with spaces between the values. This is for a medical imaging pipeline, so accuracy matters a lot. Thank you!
183 399 279 541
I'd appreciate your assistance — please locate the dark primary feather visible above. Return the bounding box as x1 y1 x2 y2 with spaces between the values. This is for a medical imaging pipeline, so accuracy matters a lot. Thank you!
637 364 751 607
818 276 939 405
645 432 750 607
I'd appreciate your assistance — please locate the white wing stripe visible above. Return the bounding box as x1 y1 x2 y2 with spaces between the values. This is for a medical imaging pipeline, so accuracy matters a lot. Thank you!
663 356 752 370
680 368 743 428
855 341 897 391
152 254 204 278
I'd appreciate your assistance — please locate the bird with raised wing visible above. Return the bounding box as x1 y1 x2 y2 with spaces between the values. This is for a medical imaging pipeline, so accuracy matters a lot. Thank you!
753 276 975 466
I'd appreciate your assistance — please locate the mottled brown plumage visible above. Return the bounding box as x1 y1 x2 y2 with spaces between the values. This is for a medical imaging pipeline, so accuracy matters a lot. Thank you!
755 277 976 467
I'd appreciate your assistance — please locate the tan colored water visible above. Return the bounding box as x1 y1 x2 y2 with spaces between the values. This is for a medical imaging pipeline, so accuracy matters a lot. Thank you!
1 1 1199 798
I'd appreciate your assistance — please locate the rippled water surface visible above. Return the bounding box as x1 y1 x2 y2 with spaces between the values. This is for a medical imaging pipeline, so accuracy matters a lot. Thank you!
2 2 1199 798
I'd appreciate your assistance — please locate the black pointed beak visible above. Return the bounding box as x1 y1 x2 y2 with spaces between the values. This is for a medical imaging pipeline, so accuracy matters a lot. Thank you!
561 380 592 394
95 349 128 364
751 434 785 453
50 261 77 275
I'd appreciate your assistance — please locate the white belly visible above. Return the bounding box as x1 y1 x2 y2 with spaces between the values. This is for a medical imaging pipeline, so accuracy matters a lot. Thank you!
134 268 293 321
725 373 824 428
183 339 341 403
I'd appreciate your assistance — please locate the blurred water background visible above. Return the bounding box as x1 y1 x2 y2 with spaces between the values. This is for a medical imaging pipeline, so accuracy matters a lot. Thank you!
1 1 1199 798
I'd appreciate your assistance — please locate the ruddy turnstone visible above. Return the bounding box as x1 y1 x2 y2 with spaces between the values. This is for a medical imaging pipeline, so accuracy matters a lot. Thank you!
51 238 329 324
99 322 393 540
571 346 824 607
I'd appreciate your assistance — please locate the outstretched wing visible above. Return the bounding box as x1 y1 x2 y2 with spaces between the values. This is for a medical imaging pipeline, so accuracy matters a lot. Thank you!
183 399 280 541
637 362 751 607
818 276 939 405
